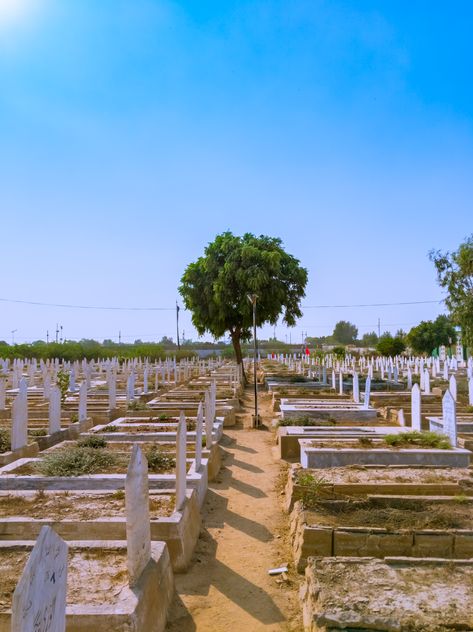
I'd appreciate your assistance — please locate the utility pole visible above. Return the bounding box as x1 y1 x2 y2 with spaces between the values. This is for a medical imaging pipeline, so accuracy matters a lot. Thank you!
11 329 17 345
46 330 49 344
377 318 381 338
55 323 59 344
176 302 181 350
118 330 122 344
60 325 63 344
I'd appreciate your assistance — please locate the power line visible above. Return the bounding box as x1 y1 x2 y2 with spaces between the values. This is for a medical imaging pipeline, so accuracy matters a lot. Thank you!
0 298 174 311
0 297 443 311
302 300 443 308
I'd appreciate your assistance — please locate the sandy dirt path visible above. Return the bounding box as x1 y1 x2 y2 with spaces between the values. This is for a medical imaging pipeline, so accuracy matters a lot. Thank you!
165 387 302 632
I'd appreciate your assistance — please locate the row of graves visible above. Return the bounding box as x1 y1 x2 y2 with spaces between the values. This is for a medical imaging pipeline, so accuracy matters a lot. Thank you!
265 350 473 631
0 355 242 630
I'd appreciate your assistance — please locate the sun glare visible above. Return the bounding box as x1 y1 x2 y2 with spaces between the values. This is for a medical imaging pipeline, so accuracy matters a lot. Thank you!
0 0 37 26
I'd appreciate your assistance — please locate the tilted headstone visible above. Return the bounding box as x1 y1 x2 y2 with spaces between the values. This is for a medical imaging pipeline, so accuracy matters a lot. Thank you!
411 384 421 431
48 386 61 435
442 388 457 446
11 526 68 632
176 412 187 511
125 445 151 587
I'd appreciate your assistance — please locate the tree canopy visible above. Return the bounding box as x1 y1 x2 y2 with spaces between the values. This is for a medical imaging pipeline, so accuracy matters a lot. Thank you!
430 235 473 348
407 315 457 355
179 232 308 374
376 332 406 357
332 320 358 345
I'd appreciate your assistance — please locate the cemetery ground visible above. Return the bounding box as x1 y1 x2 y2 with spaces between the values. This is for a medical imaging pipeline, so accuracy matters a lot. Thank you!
166 386 303 632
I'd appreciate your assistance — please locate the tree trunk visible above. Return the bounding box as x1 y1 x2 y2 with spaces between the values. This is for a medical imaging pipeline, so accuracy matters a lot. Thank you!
230 329 247 383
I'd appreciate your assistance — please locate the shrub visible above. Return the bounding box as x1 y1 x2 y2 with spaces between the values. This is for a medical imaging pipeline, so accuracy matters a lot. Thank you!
278 416 335 427
296 471 329 506
28 428 48 437
128 400 147 411
56 370 70 403
384 431 451 450
77 436 107 449
100 425 118 432
37 447 117 476
146 447 176 473
158 414 170 420
0 428 11 453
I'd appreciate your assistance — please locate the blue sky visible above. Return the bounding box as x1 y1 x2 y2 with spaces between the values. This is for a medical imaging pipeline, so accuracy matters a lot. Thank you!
0 0 471 344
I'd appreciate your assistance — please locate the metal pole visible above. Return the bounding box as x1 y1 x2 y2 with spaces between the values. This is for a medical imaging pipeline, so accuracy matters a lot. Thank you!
176 302 181 350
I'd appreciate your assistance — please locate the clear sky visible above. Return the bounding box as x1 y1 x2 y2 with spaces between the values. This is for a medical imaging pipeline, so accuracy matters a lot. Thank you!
0 0 472 345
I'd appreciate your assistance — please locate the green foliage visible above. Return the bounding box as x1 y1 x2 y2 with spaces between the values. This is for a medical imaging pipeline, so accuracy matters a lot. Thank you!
56 369 70 403
296 471 329 506
331 345 346 359
77 436 107 449
37 447 117 476
158 414 170 421
100 425 118 432
28 428 48 437
407 315 457 355
128 400 148 411
360 331 378 347
358 437 374 447
332 321 358 345
278 416 335 427
145 447 176 473
430 235 473 348
0 428 11 453
376 332 406 357
384 431 451 450
179 232 308 369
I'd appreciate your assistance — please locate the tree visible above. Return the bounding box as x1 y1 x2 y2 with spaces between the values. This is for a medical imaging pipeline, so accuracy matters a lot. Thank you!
407 315 457 355
430 235 473 348
332 320 358 345
361 331 378 347
376 332 406 357
179 232 308 378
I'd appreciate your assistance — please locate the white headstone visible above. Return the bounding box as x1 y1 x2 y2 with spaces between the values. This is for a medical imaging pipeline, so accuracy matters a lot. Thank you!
338 371 343 395
195 402 203 471
108 373 116 410
0 377 5 410
411 383 421 431
78 382 87 422
352 372 359 404
363 376 371 410
406 367 412 391
11 526 68 632
176 412 187 511
449 374 457 401
125 444 151 587
204 390 213 448
469 377 473 407
11 380 28 451
423 368 431 395
442 388 457 446
48 386 61 435
398 408 405 427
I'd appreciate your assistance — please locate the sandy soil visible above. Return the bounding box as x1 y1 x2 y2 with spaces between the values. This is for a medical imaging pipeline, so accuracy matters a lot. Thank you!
295 466 473 485
166 388 303 632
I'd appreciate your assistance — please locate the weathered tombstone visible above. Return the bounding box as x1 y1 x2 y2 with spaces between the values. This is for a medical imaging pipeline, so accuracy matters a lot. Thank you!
68 368 76 393
78 382 87 423
195 402 203 471
204 390 213 448
363 376 371 410
411 383 421 431
469 377 473 407
48 386 61 435
143 367 149 395
176 412 187 511
331 370 336 390
125 444 151 587
449 374 457 401
322 366 327 384
443 360 449 381
352 372 359 404
442 388 457 446
11 526 68 632
338 371 343 395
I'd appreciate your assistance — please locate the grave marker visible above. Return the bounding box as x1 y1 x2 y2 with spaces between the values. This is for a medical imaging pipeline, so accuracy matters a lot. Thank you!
411 384 421 431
